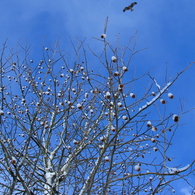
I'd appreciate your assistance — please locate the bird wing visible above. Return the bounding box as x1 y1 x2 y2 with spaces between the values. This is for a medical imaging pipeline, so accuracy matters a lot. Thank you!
130 2 137 7
123 6 129 12
123 2 137 12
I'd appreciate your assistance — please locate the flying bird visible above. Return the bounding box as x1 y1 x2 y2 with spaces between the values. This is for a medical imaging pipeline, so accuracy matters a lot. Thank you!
123 2 137 12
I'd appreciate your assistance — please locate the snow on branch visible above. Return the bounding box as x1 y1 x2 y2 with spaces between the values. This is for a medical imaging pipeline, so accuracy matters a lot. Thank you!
167 163 192 174
132 62 195 118
112 161 195 183
138 82 171 112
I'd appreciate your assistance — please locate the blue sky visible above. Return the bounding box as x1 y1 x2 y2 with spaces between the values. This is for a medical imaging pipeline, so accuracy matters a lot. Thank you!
1 0 195 194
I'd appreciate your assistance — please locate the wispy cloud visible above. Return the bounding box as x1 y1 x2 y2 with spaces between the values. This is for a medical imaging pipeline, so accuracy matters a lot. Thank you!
181 186 193 195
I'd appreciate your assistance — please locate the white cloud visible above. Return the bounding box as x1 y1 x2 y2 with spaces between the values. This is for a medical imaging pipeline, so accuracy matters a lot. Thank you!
180 186 192 195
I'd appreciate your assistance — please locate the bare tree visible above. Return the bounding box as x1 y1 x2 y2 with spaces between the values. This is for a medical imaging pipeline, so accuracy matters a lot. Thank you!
0 27 194 195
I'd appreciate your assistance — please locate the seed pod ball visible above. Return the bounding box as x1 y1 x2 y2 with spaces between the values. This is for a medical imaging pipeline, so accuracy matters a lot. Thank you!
173 114 180 122
168 93 174 99
101 34 106 38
